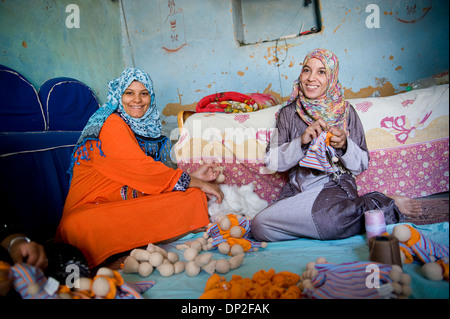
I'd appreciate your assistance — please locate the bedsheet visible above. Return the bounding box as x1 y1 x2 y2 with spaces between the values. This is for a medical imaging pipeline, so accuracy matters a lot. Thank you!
121 222 449 299
175 85 449 201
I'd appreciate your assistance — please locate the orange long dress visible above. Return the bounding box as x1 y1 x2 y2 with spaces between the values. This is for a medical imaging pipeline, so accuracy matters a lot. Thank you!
56 114 209 267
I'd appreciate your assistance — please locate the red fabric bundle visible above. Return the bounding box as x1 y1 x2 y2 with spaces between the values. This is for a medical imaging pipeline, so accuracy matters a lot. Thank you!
196 91 258 113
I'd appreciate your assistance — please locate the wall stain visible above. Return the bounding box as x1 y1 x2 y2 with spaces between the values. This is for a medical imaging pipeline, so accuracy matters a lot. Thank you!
162 101 196 116
344 81 396 99
262 83 283 104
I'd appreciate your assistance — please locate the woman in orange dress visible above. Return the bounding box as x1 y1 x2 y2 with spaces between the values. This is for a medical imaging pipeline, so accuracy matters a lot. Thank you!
56 68 223 268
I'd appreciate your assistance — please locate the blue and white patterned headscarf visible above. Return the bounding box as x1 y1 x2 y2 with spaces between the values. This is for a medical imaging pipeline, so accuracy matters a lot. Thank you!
68 68 169 180
76 68 161 144
109 68 162 137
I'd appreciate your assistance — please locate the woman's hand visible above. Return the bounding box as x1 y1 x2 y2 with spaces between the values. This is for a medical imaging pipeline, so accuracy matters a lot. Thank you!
188 177 224 204
190 163 220 182
328 126 347 150
301 119 330 146
8 237 48 269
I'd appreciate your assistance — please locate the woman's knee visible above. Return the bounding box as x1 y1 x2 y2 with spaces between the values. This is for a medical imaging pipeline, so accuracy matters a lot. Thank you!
250 211 270 241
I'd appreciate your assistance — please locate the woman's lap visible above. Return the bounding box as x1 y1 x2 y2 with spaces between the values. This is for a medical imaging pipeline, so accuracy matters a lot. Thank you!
57 188 209 267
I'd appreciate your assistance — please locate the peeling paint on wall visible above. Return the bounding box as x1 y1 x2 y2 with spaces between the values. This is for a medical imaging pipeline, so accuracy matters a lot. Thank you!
162 101 196 117
119 0 448 134
344 81 396 99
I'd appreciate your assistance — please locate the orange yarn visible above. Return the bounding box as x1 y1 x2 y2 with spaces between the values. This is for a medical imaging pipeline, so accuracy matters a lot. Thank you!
227 237 252 252
200 269 302 299
399 247 415 264
325 131 334 146
402 224 421 247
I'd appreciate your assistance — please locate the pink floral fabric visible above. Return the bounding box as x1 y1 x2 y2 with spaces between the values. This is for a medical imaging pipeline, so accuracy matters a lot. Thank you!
349 84 449 198
356 138 449 198
379 112 432 144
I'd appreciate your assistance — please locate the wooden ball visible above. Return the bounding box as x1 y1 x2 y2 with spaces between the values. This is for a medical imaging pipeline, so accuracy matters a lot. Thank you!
157 263 175 277
122 256 139 273
216 174 225 183
401 284 413 297
27 282 40 296
218 242 230 255
400 273 412 285
92 277 110 297
215 259 231 274
174 261 186 274
149 252 164 267
96 267 114 278
185 261 200 277
183 247 198 262
190 240 203 252
392 225 412 242
230 244 244 256
74 277 92 291
138 262 153 277
229 253 244 269
422 262 444 281
389 268 403 282
229 226 243 238
218 216 231 231
306 262 316 270
167 251 179 263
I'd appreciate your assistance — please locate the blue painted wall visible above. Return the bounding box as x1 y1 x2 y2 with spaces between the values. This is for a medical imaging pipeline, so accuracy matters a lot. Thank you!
0 0 123 104
1 0 448 135
120 0 449 135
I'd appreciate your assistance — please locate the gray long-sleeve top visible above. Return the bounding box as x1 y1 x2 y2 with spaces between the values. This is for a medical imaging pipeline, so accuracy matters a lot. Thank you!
265 101 370 197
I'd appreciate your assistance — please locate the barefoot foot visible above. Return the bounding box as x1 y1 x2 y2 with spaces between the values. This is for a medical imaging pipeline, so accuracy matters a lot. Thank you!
388 195 422 217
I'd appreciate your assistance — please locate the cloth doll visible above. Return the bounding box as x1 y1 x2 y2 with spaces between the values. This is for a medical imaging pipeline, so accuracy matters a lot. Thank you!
299 131 338 174
391 224 449 281
205 214 266 254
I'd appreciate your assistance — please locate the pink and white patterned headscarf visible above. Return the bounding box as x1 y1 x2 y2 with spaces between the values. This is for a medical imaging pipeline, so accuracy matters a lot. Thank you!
287 48 349 133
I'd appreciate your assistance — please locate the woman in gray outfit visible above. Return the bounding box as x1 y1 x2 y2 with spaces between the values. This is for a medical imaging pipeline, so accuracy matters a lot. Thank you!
251 48 421 242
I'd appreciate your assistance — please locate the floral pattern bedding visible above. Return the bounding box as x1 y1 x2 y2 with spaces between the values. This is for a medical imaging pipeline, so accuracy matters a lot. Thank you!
174 85 449 201
350 84 449 197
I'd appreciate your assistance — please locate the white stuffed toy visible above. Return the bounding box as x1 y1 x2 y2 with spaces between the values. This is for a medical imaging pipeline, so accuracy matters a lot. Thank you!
207 183 269 222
